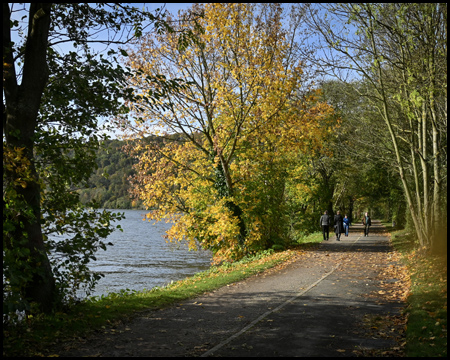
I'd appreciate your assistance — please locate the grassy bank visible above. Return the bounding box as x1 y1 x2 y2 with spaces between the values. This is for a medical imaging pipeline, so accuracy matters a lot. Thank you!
390 228 447 357
4 241 320 357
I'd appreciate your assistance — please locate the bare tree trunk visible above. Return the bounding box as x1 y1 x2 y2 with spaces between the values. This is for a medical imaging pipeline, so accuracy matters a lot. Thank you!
420 102 430 243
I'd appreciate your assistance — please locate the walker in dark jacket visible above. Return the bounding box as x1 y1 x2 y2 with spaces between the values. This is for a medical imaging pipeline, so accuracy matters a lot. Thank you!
362 212 372 236
334 211 344 241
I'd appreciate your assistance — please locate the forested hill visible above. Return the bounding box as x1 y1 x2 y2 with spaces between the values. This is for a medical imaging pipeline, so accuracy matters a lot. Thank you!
78 137 158 209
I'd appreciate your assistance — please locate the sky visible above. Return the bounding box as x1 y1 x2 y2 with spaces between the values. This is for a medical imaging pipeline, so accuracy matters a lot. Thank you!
8 3 194 65
7 3 331 140
145 3 192 14
7 3 194 139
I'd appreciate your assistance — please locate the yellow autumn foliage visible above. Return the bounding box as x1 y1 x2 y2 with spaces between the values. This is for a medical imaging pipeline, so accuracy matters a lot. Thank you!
124 4 337 261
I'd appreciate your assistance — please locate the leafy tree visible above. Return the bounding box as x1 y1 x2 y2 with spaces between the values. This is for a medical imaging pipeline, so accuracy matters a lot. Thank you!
3 3 176 315
124 4 335 262
305 3 447 252
310 79 411 227
318 80 396 222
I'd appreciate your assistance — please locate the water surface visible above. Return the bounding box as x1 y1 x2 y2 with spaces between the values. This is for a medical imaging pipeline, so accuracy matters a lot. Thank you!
74 209 212 297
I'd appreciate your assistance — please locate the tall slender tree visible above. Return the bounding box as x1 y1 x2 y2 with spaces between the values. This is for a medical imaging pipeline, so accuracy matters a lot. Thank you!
305 3 447 251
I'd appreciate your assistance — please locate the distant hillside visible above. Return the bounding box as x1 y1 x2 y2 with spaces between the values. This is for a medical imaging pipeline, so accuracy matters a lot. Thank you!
78 136 164 209
77 139 135 209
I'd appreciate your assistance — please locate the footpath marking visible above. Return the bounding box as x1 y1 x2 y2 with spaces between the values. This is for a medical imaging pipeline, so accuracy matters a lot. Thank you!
201 235 362 357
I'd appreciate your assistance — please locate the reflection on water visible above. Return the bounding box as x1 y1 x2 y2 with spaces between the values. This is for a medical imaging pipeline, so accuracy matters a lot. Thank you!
54 209 212 298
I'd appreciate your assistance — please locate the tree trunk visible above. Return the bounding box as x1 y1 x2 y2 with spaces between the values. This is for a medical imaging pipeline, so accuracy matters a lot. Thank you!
348 196 354 223
367 13 427 246
214 161 247 245
4 3 56 313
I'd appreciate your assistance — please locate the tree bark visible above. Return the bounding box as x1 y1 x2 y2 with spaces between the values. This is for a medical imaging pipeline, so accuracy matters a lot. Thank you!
367 12 426 246
4 3 56 313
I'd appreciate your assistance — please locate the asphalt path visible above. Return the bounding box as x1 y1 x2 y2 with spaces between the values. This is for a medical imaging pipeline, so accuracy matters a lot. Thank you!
60 220 406 357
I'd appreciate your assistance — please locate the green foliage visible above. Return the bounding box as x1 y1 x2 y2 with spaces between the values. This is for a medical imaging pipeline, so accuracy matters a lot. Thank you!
3 198 37 315
3 3 186 316
44 206 125 303
311 4 447 248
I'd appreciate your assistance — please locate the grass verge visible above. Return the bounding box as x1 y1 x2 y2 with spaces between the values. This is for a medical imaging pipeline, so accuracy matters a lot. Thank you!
390 228 447 357
291 231 324 246
3 247 307 357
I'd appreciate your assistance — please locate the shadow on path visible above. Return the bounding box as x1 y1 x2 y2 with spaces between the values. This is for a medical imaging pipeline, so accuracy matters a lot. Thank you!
58 220 405 357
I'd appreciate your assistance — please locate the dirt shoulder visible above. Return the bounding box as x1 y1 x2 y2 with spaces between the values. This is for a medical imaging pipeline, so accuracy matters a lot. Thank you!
58 221 408 357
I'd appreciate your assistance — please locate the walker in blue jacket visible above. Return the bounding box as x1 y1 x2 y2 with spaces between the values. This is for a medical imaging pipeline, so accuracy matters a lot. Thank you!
343 215 351 237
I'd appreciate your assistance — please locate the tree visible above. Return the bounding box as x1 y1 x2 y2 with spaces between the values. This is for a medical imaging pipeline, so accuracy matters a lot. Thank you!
3 3 174 315
318 79 404 223
123 3 335 261
305 3 447 252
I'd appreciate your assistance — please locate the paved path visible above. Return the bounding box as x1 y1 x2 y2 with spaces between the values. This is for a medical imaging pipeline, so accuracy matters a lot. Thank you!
60 220 405 357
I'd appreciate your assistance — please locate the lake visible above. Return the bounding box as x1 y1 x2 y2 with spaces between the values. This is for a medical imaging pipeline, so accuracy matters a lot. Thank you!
74 209 212 298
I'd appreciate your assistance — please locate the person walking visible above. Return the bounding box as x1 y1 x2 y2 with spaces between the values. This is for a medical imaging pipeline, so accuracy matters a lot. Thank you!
320 210 331 241
362 212 372 237
343 214 351 237
334 210 344 241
